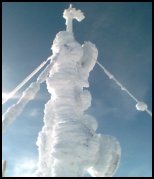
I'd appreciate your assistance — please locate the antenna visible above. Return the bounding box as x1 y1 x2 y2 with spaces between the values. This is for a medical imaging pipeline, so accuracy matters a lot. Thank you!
63 4 85 32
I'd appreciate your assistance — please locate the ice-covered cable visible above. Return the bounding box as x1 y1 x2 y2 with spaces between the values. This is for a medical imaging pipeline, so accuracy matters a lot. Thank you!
2 56 51 105
146 109 152 116
96 61 152 117
2 56 56 132
2 82 40 131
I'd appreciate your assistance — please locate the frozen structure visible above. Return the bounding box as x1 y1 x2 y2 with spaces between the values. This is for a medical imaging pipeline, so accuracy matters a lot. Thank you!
2 4 152 177
36 5 121 177
2 5 122 177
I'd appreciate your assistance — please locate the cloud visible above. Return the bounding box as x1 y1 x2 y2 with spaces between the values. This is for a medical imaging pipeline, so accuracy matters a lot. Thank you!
29 108 40 117
90 98 118 119
11 158 37 177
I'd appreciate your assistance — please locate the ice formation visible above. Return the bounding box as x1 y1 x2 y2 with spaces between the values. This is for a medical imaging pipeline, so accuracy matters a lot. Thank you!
36 5 121 177
2 57 55 131
63 4 85 32
2 82 40 131
2 57 51 105
97 61 152 117
2 5 121 177
136 102 148 111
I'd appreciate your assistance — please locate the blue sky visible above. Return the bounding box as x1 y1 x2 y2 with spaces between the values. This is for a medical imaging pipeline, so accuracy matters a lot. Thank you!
2 2 152 177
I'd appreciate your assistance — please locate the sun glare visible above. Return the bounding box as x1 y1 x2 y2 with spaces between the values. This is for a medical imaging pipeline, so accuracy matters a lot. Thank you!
2 93 8 100
2 92 20 104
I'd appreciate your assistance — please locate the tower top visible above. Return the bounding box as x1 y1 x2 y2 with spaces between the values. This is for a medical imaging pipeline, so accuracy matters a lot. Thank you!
63 4 85 32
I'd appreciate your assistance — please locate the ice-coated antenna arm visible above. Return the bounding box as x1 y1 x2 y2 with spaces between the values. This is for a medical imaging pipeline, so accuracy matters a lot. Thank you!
63 4 85 32
2 57 51 105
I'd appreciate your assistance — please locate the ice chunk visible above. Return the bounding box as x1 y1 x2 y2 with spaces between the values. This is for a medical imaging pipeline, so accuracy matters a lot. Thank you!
136 102 148 111
87 134 121 177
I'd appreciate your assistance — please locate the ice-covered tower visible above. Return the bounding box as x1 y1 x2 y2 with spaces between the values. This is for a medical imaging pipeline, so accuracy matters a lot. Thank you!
36 5 121 177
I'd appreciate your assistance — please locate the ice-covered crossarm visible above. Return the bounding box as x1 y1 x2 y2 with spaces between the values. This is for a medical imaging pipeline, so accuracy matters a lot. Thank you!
63 4 85 32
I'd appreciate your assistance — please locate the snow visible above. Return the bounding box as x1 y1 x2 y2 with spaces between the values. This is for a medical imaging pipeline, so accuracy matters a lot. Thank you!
63 4 85 32
97 61 152 116
87 134 121 177
2 29 121 178
2 82 40 131
2 5 121 177
136 102 148 111
36 30 121 177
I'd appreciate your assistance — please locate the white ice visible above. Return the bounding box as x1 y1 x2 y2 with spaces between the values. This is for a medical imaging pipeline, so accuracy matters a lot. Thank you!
97 61 152 117
2 57 51 105
63 4 85 32
2 82 40 131
36 30 121 177
2 5 122 177
136 102 148 111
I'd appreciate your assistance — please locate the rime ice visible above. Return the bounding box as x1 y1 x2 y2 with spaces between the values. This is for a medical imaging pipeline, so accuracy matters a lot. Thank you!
136 102 148 111
36 5 121 177
2 5 121 177
2 82 40 131
63 4 85 32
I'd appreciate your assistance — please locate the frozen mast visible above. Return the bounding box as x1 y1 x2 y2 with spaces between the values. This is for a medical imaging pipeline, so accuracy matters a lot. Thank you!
63 4 85 32
36 5 121 177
